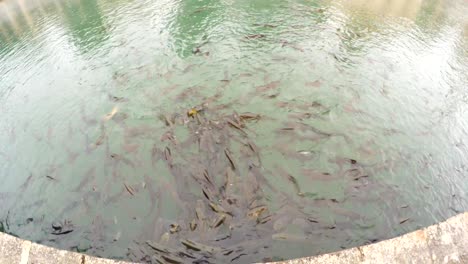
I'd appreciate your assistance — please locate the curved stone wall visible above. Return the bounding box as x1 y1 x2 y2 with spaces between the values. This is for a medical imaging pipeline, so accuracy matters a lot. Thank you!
1 213 467 264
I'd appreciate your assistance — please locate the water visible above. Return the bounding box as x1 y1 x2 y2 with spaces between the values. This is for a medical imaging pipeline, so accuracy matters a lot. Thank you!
0 0 467 262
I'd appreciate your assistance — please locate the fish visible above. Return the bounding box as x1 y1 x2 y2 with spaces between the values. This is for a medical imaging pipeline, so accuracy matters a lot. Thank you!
46 175 57 181
302 169 336 182
180 239 219 253
146 241 170 253
195 200 206 221
247 206 267 220
276 166 303 195
124 183 135 196
245 34 266 40
103 106 119 121
161 131 178 145
255 81 280 93
211 214 226 228
399 218 410 224
239 112 260 121
110 154 136 168
224 149 236 170
159 114 174 127
190 220 197 231
305 80 321 88
108 94 128 102
226 119 247 135
169 223 181 233
122 143 139 153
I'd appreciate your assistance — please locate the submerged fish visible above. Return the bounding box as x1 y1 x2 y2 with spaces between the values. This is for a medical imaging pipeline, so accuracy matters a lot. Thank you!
103 106 119 121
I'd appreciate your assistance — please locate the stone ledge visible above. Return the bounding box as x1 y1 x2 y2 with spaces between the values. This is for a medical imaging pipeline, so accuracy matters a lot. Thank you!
1 213 467 264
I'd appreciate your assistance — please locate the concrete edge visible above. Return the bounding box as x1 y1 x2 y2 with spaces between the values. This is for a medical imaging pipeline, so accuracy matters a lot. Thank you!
1 213 468 264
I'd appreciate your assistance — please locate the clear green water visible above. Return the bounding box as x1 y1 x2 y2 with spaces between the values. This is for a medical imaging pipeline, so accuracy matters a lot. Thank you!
0 0 467 262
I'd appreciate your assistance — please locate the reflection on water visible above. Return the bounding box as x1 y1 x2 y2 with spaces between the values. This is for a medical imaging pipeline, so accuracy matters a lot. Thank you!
0 0 468 262
61 0 109 53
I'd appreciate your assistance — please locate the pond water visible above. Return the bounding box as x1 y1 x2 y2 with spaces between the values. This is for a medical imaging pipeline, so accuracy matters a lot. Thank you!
1 0 467 262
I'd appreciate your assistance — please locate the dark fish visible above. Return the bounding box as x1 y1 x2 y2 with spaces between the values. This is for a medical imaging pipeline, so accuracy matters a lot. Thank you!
124 183 135 196
226 121 248 136
108 94 128 102
169 223 181 233
110 153 136 168
231 253 248 262
257 214 272 224
211 214 226 228
276 166 303 195
180 239 218 252
190 220 197 231
209 202 232 216
399 218 410 224
94 126 106 146
146 241 169 253
51 220 73 235
159 114 174 127
161 254 184 264
344 168 368 181
239 112 260 121
353 174 369 181
245 34 266 40
161 131 177 145
247 206 267 220
195 200 206 221
46 175 57 181
246 140 259 154
305 80 321 87
224 149 236 170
